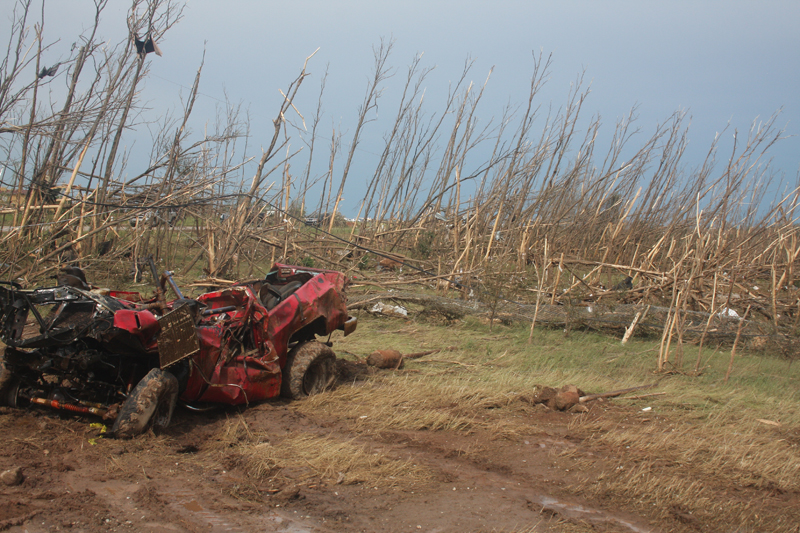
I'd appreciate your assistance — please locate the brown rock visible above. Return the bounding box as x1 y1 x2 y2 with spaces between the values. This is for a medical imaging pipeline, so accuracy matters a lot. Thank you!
1 467 24 486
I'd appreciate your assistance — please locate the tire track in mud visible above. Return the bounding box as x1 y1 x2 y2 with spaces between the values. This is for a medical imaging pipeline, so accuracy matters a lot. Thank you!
203 401 658 532
338 428 659 533
0 402 657 532
60 472 333 533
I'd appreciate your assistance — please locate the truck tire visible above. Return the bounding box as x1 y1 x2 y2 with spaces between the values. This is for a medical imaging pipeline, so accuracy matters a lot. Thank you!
111 368 179 438
0 360 20 408
281 341 336 399
0 349 22 408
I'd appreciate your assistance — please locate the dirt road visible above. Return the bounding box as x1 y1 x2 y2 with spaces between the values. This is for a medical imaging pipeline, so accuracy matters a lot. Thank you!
0 393 660 533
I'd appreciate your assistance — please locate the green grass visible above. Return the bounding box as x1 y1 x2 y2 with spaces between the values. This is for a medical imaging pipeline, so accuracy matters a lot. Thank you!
332 312 800 428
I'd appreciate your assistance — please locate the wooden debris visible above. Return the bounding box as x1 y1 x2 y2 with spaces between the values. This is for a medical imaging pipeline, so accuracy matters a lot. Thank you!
404 349 439 359
617 392 666 401
579 384 655 403
621 306 649 344
189 277 237 289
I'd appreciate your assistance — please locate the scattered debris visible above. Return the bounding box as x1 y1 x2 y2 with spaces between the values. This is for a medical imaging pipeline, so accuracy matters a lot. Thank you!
578 384 655 403
365 349 439 370
618 392 666 401
38 62 60 79
370 301 408 317
552 384 582 411
189 277 237 289
367 349 404 369
134 35 162 58
621 305 650 344
377 256 403 271
97 240 114 256
612 276 634 291
54 265 91 290
718 307 740 318
525 384 657 412
526 385 585 411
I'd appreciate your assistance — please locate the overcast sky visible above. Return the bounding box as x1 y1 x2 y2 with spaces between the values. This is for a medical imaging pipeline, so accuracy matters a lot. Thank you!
11 0 800 214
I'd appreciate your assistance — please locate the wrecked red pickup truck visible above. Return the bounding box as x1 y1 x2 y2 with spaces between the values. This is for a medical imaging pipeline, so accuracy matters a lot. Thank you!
0 263 357 437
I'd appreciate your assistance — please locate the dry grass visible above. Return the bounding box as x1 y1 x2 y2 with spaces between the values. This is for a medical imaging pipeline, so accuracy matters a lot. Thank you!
578 414 800 491
313 314 800 531
298 372 526 436
210 415 433 491
565 406 800 532
102 434 180 479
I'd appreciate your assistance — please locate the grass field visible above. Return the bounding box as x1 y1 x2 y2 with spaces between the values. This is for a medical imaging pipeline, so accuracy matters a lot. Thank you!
290 311 800 531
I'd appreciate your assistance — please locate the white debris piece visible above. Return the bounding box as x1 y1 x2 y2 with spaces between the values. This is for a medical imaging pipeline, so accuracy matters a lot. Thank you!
370 302 408 317
718 307 740 319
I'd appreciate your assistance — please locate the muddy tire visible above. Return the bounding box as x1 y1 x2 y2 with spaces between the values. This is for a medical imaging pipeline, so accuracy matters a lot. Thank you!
281 341 336 399
0 359 20 408
111 368 179 438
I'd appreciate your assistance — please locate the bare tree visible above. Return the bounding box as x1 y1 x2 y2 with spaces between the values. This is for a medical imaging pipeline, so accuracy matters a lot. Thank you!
327 38 394 231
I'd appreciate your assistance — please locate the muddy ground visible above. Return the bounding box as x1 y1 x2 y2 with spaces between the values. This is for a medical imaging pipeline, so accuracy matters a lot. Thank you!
0 384 681 533
0 373 794 533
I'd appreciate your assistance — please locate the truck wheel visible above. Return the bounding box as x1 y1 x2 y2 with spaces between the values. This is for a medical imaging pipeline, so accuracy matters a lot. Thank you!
281 341 336 399
111 368 179 438
0 360 21 408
